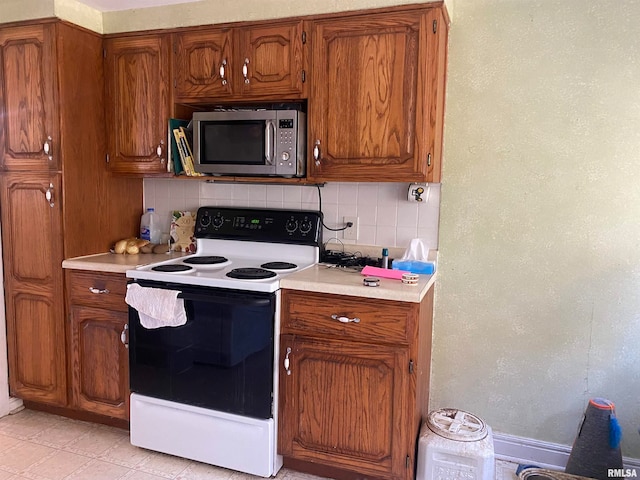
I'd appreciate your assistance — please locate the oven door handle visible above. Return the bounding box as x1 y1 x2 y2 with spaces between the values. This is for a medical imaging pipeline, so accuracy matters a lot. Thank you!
177 291 272 307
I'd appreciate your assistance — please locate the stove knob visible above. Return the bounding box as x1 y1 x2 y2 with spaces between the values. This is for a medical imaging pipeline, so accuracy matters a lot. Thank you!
200 214 211 227
285 218 298 233
299 219 313 234
212 216 224 228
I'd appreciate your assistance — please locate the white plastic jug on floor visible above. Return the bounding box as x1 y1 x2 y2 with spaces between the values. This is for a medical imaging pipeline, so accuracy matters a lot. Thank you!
416 408 495 480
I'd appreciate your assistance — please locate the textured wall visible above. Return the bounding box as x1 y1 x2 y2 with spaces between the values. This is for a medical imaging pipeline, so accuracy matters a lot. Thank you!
101 0 441 33
0 0 54 23
436 0 640 458
0 0 449 32
54 0 103 33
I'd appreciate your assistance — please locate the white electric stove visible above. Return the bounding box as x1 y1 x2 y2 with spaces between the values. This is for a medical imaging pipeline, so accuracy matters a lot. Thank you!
125 206 323 477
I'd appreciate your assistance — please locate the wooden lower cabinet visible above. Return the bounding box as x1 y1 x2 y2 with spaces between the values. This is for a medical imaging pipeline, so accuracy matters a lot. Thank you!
66 270 130 420
279 288 434 480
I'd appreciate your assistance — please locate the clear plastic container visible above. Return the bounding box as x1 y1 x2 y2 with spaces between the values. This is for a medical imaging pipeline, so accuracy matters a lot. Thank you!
392 260 435 274
140 208 161 244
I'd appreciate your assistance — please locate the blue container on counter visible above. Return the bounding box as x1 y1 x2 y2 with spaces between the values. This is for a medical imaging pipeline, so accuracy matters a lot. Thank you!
392 260 436 274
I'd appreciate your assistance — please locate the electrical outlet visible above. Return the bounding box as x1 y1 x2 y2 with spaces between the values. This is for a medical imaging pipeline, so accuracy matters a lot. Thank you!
343 216 358 241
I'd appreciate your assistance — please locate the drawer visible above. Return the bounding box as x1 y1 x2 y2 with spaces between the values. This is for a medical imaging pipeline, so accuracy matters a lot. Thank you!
67 270 128 312
282 290 417 345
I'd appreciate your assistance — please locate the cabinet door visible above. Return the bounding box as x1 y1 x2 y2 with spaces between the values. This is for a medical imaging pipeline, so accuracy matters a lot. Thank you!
0 24 59 171
69 305 129 420
105 34 170 175
174 28 234 101
238 21 306 98
309 11 432 182
0 173 66 405
279 335 413 480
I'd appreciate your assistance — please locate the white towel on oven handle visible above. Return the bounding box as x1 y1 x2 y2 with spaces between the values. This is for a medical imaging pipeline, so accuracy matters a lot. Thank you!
125 283 187 329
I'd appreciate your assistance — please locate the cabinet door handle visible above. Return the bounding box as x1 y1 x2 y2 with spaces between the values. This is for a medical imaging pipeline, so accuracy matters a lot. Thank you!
284 347 292 375
156 140 164 158
88 287 110 294
313 139 321 166
121 324 129 348
331 314 360 324
45 183 54 207
220 59 228 86
44 136 53 162
242 57 250 84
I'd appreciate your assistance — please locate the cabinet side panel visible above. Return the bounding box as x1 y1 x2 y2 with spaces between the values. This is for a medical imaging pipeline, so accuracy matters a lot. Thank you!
57 23 142 255
417 286 434 421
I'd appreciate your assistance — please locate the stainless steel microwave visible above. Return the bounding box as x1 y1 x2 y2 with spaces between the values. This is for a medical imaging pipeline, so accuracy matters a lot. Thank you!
192 109 306 177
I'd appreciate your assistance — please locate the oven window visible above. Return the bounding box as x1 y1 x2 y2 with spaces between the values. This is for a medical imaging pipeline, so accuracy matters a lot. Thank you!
201 120 265 165
128 282 276 419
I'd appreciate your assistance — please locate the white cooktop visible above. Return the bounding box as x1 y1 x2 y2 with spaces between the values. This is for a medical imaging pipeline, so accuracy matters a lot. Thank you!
127 239 319 293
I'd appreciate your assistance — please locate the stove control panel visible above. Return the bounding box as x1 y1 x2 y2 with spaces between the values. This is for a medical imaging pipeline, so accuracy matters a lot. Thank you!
195 207 323 246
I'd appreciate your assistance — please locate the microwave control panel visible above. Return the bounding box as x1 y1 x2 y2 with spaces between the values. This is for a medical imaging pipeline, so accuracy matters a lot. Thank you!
275 111 305 176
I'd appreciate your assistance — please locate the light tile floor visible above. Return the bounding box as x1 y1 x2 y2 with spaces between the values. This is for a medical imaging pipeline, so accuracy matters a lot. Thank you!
0 408 520 480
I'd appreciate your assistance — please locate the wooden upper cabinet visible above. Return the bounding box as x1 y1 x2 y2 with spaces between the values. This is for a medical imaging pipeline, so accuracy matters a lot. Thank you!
173 20 306 103
237 22 306 98
174 28 233 99
308 8 448 183
0 24 59 171
104 34 171 175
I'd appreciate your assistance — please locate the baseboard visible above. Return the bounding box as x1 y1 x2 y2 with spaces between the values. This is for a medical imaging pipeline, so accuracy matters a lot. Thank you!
0 397 23 418
493 432 640 470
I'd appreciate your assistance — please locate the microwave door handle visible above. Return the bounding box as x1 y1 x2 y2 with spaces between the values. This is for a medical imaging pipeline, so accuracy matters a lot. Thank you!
265 119 275 165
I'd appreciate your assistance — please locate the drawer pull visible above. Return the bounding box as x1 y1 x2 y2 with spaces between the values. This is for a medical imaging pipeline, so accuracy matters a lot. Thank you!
331 314 360 324
284 347 292 375
88 287 110 294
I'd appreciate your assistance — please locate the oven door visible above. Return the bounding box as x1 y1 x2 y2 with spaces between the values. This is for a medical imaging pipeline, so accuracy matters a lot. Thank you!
128 280 276 419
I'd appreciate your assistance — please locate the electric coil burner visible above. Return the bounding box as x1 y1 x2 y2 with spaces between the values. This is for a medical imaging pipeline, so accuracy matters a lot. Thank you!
261 261 298 270
226 267 277 280
151 264 195 273
126 207 323 478
182 255 231 270
183 256 229 265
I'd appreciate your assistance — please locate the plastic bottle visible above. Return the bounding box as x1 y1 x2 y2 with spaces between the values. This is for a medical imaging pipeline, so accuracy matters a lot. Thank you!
140 208 161 244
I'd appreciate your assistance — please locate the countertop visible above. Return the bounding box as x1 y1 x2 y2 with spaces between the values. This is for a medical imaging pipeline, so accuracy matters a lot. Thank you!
280 264 435 303
62 252 190 274
62 253 436 302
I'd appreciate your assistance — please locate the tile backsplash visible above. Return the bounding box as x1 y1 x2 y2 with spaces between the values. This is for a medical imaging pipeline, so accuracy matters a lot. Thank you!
143 179 440 251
